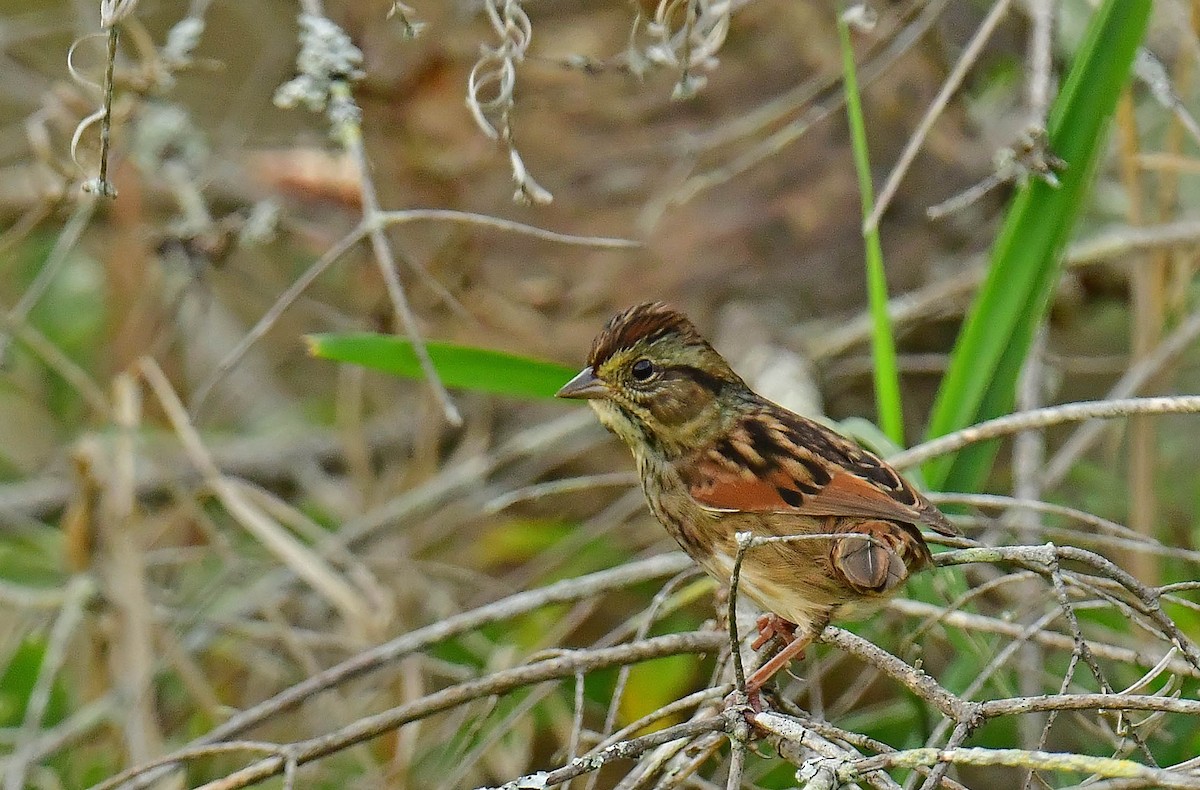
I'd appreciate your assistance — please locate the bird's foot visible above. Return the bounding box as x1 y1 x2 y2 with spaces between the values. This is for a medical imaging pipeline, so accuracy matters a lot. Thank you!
728 618 811 730
751 614 797 650
724 685 766 732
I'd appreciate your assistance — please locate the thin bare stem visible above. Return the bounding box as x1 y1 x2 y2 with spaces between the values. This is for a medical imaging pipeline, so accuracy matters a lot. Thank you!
511 718 728 790
845 746 1200 789
585 686 732 760
864 0 1013 233
487 471 639 512
891 396 1200 470
805 219 1200 362
0 310 110 416
374 210 640 248
819 626 978 724
112 553 692 790
94 26 117 195
189 223 368 416
1044 305 1200 487
0 197 97 362
670 0 953 210
140 358 374 636
334 85 460 425
593 567 699 772
1024 0 1053 125
727 531 753 692
2 576 95 790
181 633 727 790
917 720 973 790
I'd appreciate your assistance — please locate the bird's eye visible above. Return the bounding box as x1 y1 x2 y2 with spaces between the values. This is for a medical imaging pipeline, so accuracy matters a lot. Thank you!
631 358 656 381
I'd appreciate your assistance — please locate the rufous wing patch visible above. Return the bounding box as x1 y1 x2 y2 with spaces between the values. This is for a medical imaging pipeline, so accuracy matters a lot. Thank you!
686 456 931 528
687 466 795 511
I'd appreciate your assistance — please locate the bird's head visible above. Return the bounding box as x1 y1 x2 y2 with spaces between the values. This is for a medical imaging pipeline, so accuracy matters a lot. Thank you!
557 302 748 457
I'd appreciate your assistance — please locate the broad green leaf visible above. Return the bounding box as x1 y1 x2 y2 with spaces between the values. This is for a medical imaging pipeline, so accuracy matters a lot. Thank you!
306 333 579 400
924 0 1151 492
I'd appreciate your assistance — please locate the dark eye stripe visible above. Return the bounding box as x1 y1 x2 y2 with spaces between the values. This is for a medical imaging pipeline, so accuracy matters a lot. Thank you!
673 365 726 395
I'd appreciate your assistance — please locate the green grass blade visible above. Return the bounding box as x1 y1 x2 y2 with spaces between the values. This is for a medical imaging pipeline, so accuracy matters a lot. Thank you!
923 0 1151 492
306 333 579 400
838 8 904 446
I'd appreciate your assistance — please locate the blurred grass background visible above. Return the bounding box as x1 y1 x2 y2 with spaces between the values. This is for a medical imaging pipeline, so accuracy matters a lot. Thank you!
1 0 1200 788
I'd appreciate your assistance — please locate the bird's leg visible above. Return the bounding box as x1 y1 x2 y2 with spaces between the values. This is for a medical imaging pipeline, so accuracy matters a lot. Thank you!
744 631 814 699
751 614 797 650
739 616 800 711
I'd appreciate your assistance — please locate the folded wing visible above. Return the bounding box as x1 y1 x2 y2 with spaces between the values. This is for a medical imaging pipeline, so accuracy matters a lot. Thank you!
681 407 960 537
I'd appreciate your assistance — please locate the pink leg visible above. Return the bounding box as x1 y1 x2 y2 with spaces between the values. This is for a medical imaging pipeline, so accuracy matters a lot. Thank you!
745 632 814 696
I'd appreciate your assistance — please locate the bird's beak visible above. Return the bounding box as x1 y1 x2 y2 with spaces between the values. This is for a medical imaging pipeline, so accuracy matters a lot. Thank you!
556 366 608 400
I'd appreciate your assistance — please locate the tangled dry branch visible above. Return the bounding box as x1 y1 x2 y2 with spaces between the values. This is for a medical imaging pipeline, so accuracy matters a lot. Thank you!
4 1 1200 789
94 528 1200 789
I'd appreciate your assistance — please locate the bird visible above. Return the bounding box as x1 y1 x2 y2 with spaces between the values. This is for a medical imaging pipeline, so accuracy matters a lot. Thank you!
556 302 958 701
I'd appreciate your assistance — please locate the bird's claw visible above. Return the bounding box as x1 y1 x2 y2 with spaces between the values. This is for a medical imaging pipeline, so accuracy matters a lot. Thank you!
752 614 797 650
723 687 765 733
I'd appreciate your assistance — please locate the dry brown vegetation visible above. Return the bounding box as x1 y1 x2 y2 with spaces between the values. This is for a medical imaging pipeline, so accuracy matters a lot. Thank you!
1 1 1200 789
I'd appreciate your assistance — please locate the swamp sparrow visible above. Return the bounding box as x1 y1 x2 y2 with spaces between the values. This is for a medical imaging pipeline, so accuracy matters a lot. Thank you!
558 303 958 697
